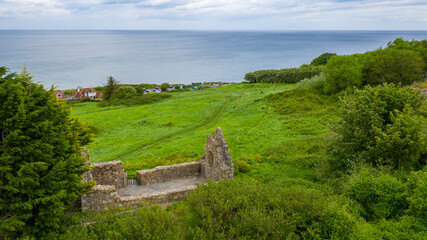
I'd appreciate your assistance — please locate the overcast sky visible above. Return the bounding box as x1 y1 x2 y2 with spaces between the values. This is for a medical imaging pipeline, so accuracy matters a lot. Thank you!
0 0 426 30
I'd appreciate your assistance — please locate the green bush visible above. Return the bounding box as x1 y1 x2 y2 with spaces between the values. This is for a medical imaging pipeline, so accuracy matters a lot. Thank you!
323 55 363 94
348 169 408 221
244 66 322 84
405 168 427 221
111 86 137 99
329 84 425 173
234 160 251 173
310 52 337 66
185 180 357 239
297 73 325 90
45 205 182 240
362 48 424 86
386 38 427 72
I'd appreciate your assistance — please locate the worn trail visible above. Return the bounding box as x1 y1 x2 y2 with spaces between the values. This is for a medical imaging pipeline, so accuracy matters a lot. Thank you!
112 99 234 161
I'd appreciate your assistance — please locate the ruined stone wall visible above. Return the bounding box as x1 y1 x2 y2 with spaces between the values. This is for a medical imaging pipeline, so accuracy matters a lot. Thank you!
81 127 233 212
137 161 201 185
89 161 128 189
81 185 196 212
119 185 197 208
81 185 119 212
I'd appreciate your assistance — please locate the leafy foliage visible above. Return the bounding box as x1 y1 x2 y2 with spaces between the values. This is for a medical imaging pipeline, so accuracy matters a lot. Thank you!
362 48 424 86
0 68 94 238
387 38 427 72
160 83 170 91
44 205 182 240
111 86 137 100
296 73 325 90
185 180 357 239
244 66 322 83
329 84 425 173
348 169 408 221
310 52 337 66
323 55 363 94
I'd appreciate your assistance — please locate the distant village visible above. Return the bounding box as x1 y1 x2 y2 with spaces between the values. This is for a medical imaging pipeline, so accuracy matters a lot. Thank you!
54 82 235 100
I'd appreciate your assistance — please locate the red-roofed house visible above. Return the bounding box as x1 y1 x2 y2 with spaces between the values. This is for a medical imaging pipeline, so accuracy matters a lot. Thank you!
54 90 66 100
72 88 103 100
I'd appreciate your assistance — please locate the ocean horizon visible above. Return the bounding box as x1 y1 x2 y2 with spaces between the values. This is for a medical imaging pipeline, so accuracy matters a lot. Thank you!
1 30 427 89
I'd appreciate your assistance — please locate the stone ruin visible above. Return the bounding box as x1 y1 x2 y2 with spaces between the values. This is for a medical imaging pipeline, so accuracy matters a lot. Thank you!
81 127 233 212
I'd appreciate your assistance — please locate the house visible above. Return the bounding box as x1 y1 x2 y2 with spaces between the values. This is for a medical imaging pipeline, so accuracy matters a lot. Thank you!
72 88 103 100
54 90 65 100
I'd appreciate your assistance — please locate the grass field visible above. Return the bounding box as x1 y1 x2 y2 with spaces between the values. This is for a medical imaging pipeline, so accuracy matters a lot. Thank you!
72 83 338 182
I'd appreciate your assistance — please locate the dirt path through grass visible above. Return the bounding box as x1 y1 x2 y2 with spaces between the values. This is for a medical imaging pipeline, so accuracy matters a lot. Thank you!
113 99 234 161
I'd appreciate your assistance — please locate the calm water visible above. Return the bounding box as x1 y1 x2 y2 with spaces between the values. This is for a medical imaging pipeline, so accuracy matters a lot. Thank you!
1 30 427 89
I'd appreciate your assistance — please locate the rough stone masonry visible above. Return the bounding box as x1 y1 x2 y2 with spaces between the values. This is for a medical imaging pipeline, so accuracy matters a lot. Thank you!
81 127 233 212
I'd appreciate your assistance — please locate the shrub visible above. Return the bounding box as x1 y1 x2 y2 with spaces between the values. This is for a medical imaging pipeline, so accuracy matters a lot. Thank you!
362 48 424 86
323 55 363 94
329 84 425 173
160 83 170 91
310 52 337 66
111 86 137 99
244 66 322 84
405 168 427 221
0 67 94 238
185 180 357 239
234 160 251 173
45 205 182 240
386 38 427 72
297 73 325 90
347 169 408 221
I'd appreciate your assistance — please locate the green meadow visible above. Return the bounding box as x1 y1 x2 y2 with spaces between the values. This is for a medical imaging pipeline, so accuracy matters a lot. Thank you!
72 83 336 182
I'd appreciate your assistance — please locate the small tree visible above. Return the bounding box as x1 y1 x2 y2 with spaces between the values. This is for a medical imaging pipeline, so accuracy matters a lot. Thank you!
160 83 170 92
0 67 94 238
310 52 337 66
329 84 425 173
323 55 363 94
362 49 423 86
103 76 120 101
112 86 137 99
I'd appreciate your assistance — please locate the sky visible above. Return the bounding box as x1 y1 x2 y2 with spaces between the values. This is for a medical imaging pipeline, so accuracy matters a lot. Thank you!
0 0 426 30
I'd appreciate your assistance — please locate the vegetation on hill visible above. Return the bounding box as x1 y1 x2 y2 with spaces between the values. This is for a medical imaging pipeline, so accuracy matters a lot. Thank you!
245 38 427 93
244 66 322 83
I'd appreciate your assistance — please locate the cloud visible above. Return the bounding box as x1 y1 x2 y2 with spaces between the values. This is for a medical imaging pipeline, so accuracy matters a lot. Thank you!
0 0 426 29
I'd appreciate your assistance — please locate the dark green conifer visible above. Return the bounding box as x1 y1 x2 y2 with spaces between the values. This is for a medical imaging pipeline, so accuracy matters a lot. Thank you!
0 67 94 238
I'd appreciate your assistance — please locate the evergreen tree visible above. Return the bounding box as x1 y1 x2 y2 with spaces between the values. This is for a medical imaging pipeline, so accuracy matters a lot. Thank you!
0 67 94 238
103 76 120 101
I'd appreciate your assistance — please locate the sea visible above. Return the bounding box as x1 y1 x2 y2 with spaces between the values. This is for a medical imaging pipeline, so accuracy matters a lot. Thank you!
1 30 427 90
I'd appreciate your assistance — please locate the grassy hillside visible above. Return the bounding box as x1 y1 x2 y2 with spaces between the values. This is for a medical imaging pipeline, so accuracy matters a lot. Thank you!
48 82 426 239
72 83 336 183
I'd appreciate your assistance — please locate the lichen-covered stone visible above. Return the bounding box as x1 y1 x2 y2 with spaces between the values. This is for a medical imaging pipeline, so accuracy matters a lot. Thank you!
200 127 234 181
